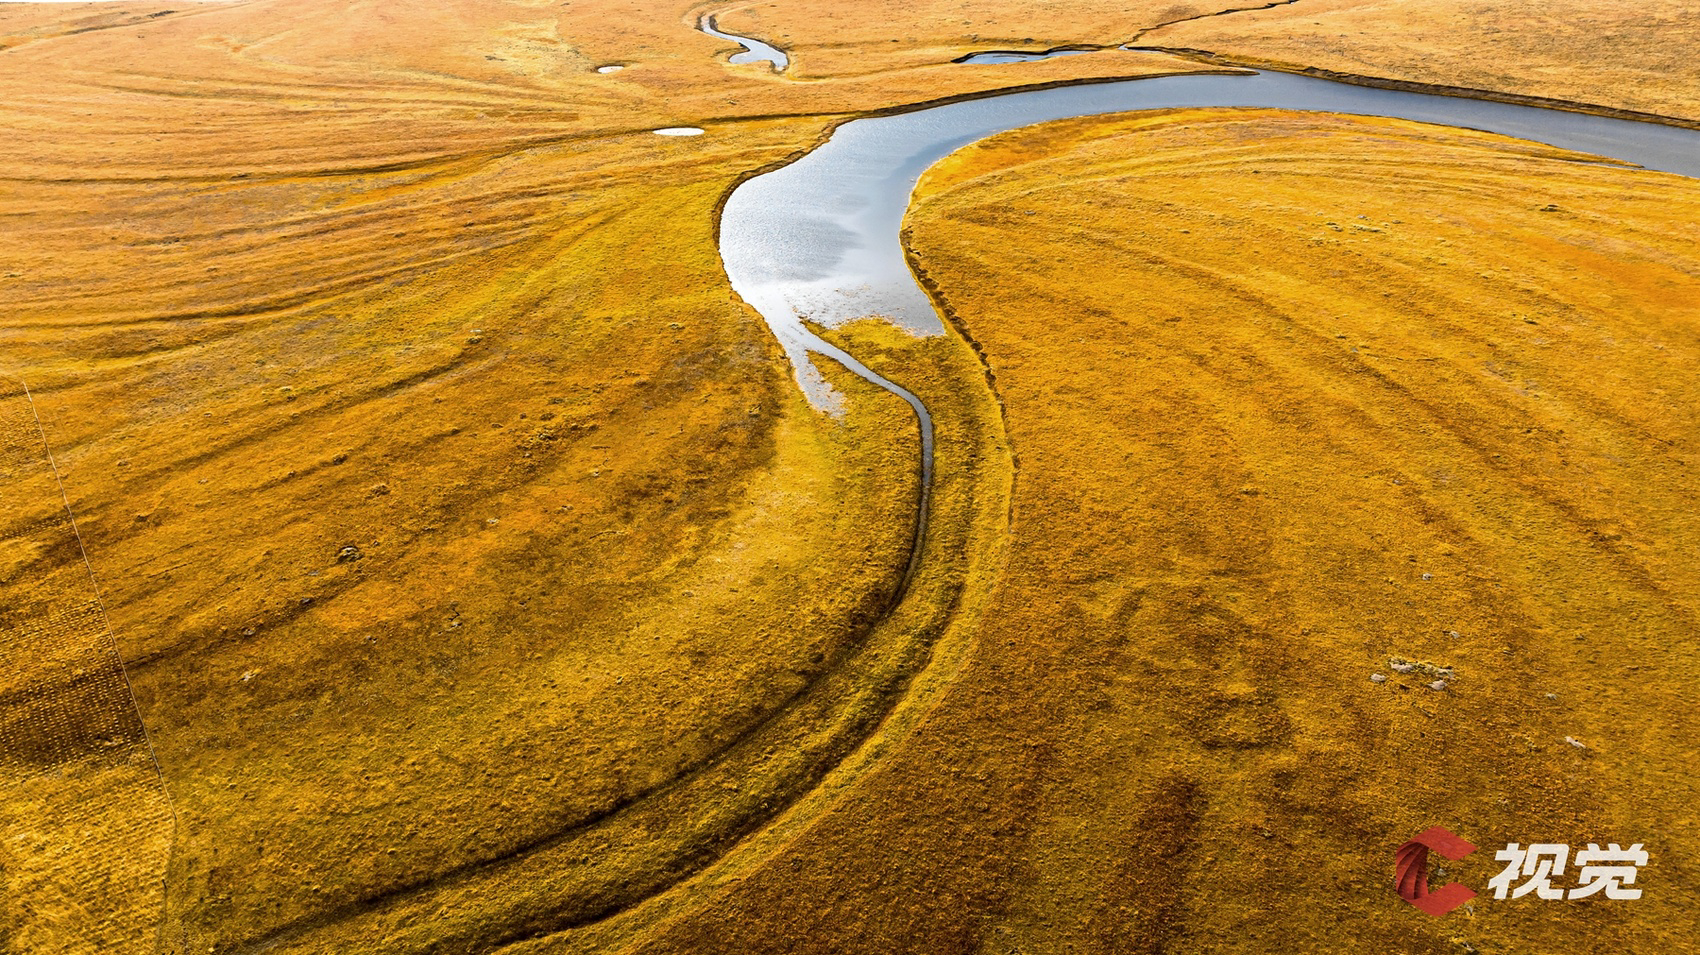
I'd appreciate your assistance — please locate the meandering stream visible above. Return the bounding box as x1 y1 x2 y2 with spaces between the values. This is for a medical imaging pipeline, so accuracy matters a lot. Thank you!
721 69 1700 412
228 27 1700 953
699 13 789 70
705 17 1700 622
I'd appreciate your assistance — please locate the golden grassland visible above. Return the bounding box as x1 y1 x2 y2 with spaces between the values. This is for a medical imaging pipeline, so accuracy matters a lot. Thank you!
719 0 1700 120
1 384 173 954
0 1 1195 950
875 109 1698 953
2 0 1698 951
713 0 1217 77
1144 0 1700 122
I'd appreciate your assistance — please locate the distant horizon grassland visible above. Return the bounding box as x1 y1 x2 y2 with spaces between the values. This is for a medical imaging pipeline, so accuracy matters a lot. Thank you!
1 0 1697 952
719 0 1700 120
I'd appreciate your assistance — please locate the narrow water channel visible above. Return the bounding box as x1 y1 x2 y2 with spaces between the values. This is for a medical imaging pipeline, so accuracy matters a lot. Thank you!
955 48 1098 64
699 14 789 70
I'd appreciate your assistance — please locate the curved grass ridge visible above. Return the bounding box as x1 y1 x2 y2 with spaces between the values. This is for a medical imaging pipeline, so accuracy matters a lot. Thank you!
226 353 1007 954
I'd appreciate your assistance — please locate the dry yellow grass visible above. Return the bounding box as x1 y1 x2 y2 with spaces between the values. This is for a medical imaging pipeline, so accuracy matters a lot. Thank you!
849 108 1694 953
719 0 1700 121
4 0 1699 951
1 384 172 954
0 1 1200 950
1146 0 1700 121
551 109 1700 955
714 0 1215 77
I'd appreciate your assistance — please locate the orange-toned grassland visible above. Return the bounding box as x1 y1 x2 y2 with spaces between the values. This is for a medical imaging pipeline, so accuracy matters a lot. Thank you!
1145 0 1700 122
719 0 1700 121
1 382 173 953
0 1 1198 950
3 0 1699 953
847 109 1695 954
712 0 1214 78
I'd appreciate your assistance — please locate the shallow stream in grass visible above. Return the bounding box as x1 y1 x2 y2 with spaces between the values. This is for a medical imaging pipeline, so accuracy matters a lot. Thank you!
699 14 789 70
955 47 1099 64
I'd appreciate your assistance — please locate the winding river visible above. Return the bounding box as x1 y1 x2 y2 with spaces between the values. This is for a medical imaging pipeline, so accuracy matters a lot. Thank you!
714 50 1700 607
721 69 1700 416
709 20 1700 646
229 27 1700 954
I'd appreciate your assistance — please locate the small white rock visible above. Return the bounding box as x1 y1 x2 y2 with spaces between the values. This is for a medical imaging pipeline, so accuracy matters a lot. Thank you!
1565 736 1587 749
1370 673 1388 684
1428 680 1448 691
1391 662 1416 674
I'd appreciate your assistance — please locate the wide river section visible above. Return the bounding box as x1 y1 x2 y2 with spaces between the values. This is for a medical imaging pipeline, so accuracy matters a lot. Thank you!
717 69 1700 410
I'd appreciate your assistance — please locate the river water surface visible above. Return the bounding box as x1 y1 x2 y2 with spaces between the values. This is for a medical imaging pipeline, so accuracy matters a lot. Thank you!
699 14 789 70
718 68 1700 413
